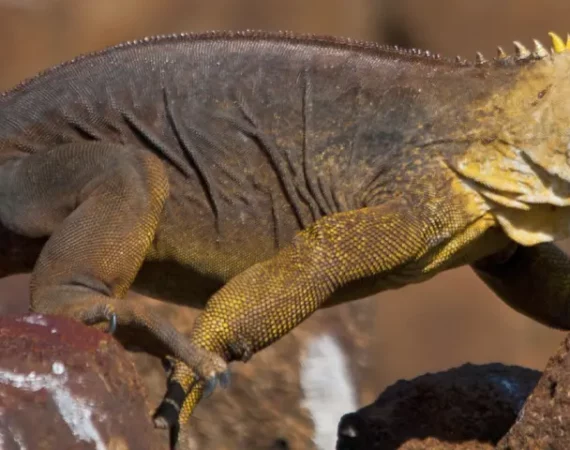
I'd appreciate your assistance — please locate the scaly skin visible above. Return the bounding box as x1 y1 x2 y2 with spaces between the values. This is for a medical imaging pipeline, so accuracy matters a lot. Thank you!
2 30 570 447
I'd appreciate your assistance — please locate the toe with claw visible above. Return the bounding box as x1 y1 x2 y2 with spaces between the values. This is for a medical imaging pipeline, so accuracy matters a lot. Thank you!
105 311 117 334
201 368 231 398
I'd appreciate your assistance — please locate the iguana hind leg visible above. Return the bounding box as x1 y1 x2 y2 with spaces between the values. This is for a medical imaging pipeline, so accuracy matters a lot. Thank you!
473 242 570 329
0 142 224 372
155 197 479 433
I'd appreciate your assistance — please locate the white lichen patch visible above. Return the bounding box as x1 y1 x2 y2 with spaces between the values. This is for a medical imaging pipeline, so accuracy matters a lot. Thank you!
18 314 48 327
52 362 65 375
300 334 357 450
0 368 107 450
0 409 4 449
9 423 27 450
1 398 27 449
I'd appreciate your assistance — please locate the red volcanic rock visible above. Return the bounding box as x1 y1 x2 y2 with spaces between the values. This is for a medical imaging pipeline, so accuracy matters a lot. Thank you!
0 314 167 450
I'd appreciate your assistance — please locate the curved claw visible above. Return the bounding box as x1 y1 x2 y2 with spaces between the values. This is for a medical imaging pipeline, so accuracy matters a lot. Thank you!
202 376 218 399
162 356 175 377
106 312 117 334
219 369 231 388
202 368 232 398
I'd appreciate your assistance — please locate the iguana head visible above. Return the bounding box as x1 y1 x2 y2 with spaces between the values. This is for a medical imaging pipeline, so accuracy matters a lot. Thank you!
450 33 570 245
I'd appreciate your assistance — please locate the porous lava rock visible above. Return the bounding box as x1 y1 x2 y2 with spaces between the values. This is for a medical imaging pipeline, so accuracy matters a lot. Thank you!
497 334 570 450
337 363 541 450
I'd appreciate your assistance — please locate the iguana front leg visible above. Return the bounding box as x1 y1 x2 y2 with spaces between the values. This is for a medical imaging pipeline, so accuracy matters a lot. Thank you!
0 143 224 373
473 242 570 329
155 196 478 434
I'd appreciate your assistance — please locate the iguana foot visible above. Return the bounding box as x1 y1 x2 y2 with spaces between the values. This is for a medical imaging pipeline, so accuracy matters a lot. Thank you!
153 355 230 430
31 287 227 379
202 368 231 398
105 311 117 334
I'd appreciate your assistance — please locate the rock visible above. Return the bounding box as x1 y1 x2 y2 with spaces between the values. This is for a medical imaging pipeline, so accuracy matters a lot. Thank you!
0 314 167 450
337 363 541 450
497 334 570 449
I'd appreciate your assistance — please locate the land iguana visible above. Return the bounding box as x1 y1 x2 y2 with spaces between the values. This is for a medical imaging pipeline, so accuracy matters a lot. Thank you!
2 30 570 447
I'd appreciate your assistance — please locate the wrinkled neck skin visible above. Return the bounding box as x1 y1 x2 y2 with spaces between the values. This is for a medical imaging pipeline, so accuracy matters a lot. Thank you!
451 51 570 246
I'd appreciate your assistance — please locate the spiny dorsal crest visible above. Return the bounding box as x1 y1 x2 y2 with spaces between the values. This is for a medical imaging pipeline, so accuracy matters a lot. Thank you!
471 31 570 66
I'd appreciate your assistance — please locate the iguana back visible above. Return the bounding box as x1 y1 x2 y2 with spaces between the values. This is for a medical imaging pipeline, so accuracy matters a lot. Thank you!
0 32 520 293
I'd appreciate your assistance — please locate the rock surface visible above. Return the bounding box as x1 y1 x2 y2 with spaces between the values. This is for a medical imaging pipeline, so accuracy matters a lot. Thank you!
497 334 570 449
0 314 167 450
337 363 541 450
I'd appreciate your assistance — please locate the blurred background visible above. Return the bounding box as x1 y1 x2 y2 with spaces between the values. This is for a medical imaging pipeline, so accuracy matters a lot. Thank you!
2 1 570 449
